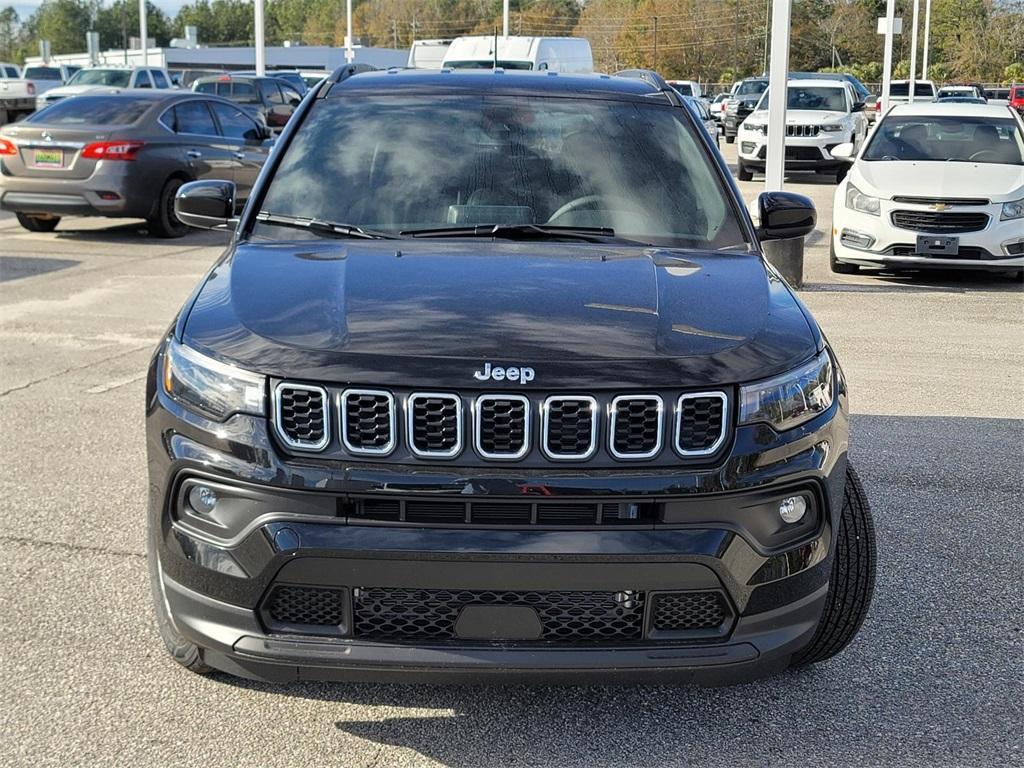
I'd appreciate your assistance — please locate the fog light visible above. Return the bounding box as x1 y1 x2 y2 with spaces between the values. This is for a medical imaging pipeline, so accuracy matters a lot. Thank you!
188 485 217 515
778 495 808 524
840 228 876 250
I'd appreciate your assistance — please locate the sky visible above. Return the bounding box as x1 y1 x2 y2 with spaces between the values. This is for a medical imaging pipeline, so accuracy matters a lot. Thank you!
10 0 191 21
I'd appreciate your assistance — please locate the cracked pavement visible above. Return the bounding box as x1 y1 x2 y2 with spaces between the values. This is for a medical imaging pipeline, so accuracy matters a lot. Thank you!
1 143 1022 767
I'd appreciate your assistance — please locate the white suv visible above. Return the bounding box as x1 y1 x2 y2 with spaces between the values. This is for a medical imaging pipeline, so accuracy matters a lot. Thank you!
736 78 868 182
830 102 1024 279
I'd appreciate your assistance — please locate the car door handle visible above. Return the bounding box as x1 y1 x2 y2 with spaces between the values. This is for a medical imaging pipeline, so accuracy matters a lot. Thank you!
186 149 202 159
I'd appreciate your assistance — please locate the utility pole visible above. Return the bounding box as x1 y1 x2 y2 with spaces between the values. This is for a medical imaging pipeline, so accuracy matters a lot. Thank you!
344 0 353 63
138 0 147 64
880 0 896 113
763 0 770 73
254 0 265 74
764 0 792 191
503 0 509 37
922 0 932 78
392 19 398 49
734 0 740 77
652 16 658 71
121 1 127 64
909 0 919 103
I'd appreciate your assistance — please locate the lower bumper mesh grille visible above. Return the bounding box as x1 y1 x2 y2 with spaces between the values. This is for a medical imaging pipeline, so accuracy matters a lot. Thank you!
259 585 734 643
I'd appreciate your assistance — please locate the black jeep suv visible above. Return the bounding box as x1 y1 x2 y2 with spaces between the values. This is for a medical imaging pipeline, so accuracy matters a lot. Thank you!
148 67 876 685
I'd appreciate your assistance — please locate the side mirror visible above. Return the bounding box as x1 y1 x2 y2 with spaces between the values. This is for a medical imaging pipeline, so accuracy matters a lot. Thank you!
852 101 865 112
756 191 816 241
174 180 237 230
830 142 855 160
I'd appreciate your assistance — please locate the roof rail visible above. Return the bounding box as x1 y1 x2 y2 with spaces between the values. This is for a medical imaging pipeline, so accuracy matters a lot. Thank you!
327 62 378 84
613 68 683 106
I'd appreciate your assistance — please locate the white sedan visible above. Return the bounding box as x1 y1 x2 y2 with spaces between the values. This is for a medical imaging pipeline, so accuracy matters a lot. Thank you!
830 102 1024 279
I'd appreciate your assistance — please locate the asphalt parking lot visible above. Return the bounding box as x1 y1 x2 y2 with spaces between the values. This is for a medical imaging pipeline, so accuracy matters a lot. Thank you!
1 141 1021 767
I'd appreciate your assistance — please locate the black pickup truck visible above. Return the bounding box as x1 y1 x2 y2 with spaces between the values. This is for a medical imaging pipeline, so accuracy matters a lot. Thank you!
724 76 769 143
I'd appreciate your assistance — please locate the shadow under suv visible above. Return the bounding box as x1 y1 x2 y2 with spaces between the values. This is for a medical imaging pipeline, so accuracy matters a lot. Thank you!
148 67 877 685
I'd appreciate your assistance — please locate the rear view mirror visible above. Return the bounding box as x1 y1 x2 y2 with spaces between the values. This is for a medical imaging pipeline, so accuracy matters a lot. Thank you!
174 180 237 230
830 142 855 161
756 191 816 241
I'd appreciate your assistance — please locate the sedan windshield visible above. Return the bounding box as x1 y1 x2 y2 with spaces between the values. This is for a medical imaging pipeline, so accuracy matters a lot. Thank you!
863 116 1024 164
67 69 132 87
257 95 748 249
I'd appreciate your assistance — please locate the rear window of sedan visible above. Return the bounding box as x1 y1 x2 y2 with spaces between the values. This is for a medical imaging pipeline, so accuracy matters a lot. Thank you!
27 96 154 125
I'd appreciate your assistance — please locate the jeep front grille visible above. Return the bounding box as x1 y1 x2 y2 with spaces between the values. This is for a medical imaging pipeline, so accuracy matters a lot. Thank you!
341 389 395 455
272 384 731 464
274 383 329 450
407 392 462 458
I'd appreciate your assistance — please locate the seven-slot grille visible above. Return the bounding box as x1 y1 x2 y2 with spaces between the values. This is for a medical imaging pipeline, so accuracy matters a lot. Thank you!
675 393 728 455
341 389 395 455
407 393 462 457
273 385 730 461
274 384 329 450
891 210 989 233
610 395 663 459
476 394 530 459
542 396 598 459
785 124 820 137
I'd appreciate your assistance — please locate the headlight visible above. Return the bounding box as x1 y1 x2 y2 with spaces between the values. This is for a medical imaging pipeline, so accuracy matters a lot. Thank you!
162 338 265 420
1001 197 1024 221
845 183 880 216
820 123 844 132
738 350 835 432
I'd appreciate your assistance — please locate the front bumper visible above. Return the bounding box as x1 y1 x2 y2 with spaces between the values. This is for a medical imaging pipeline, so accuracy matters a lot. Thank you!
737 129 848 171
831 192 1024 271
147 355 849 685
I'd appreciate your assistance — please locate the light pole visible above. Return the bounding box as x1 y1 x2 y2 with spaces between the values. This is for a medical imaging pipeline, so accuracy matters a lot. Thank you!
908 0 919 103
138 0 148 65
503 0 509 37
254 0 265 75
764 0 791 192
880 0 896 114
922 0 932 78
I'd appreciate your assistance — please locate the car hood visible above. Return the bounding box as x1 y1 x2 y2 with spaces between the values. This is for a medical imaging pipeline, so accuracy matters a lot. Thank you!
855 161 1024 202
750 109 848 125
43 84 122 99
181 241 818 389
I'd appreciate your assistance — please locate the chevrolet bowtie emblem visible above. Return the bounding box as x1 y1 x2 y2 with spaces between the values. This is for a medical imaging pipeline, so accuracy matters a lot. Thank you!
930 203 949 211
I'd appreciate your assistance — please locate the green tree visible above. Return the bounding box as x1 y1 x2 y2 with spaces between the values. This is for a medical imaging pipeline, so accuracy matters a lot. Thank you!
95 0 173 49
24 0 97 56
176 0 253 46
0 6 20 61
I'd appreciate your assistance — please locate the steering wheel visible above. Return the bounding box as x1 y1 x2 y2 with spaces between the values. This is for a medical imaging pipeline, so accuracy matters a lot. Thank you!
546 194 643 226
967 149 1001 162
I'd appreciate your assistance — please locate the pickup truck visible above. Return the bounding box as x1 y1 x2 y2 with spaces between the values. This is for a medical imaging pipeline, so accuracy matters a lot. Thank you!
0 63 36 125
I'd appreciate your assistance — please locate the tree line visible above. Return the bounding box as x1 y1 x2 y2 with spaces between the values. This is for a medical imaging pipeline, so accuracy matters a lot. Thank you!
1 0 1021 84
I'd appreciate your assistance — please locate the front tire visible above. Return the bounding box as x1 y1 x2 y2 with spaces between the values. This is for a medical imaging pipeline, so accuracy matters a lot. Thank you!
792 463 877 666
737 163 754 182
16 213 59 232
830 239 860 274
725 133 735 144
147 177 189 238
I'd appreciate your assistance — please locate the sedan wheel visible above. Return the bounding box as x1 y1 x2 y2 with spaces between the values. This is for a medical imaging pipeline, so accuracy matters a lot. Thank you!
16 213 59 233
147 178 190 239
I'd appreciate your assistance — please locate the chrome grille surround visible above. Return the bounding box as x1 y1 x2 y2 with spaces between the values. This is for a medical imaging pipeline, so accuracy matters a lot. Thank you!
340 388 396 456
406 392 463 459
674 391 729 457
608 394 664 460
273 382 330 452
541 395 599 461
474 394 531 460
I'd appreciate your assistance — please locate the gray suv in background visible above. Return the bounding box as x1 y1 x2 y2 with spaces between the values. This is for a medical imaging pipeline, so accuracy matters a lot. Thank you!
0 91 272 236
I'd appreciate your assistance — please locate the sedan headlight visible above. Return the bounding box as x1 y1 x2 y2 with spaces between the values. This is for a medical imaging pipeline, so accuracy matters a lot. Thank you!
738 350 835 432
1001 197 1024 221
845 183 880 216
162 338 265 420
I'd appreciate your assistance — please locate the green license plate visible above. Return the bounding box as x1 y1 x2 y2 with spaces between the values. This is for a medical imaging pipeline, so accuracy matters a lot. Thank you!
32 149 63 168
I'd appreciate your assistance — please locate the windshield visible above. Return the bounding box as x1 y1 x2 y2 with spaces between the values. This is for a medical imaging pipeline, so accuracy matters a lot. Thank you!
755 86 847 112
444 60 534 70
863 116 1024 164
28 95 153 125
68 69 132 87
889 82 934 97
24 67 62 80
736 80 767 96
256 95 748 249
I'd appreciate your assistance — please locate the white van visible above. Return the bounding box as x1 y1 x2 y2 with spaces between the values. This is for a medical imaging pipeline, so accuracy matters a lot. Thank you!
408 39 452 69
666 80 702 100
441 36 593 73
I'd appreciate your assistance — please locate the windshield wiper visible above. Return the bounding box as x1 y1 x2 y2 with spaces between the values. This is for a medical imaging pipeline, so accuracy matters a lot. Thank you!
401 223 642 244
256 211 399 239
